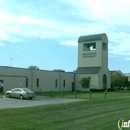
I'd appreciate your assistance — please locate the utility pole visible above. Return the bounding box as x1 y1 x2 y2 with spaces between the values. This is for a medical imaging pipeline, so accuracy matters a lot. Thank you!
10 58 13 67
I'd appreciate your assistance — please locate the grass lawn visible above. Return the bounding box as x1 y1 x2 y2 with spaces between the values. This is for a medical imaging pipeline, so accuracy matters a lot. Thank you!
0 93 3 97
36 90 130 99
0 91 130 130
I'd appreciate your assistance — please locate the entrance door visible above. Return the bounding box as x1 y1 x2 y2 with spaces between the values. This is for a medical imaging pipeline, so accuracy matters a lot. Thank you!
72 82 75 91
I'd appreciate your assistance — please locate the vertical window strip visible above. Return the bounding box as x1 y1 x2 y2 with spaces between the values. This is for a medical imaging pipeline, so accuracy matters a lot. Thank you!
63 80 65 87
26 78 28 88
55 79 57 87
37 78 39 87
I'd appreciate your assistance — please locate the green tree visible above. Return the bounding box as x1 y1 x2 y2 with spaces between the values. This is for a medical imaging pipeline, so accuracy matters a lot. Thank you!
79 76 91 88
28 65 39 70
111 72 129 90
128 81 130 90
123 76 129 89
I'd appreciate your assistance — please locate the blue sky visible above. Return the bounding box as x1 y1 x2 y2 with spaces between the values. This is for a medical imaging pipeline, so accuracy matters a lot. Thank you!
0 0 130 73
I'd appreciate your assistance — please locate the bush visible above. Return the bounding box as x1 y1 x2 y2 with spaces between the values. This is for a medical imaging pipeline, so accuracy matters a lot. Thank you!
107 88 115 91
0 87 3 93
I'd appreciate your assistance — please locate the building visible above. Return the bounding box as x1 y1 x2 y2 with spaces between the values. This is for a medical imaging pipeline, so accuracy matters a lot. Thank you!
124 73 130 81
110 70 125 76
0 67 74 92
75 33 110 90
0 33 111 92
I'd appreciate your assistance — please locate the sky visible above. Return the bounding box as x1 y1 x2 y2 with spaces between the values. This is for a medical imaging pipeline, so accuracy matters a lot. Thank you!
0 0 130 73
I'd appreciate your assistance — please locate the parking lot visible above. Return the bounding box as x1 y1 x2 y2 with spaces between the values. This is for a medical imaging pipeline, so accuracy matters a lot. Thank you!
0 95 85 109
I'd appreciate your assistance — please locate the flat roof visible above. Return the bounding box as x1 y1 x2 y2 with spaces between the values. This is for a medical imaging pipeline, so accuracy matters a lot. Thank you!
0 66 73 73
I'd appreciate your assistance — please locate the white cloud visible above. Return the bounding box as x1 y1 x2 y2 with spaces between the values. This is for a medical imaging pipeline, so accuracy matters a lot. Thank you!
60 40 77 46
125 58 130 61
0 0 130 60
64 0 130 24
15 46 22 53
0 13 59 41
0 13 55 28
108 32 130 56
0 41 5 46
0 13 41 25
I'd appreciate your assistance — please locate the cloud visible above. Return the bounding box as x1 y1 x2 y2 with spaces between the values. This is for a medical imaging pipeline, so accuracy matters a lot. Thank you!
15 46 22 53
0 1 106 43
125 58 130 61
0 13 57 42
0 0 130 61
64 0 130 24
0 43 5 47
109 32 130 56
0 41 6 47
60 40 77 46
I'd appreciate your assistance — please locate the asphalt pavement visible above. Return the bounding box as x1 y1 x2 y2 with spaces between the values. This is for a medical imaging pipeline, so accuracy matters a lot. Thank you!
0 95 85 109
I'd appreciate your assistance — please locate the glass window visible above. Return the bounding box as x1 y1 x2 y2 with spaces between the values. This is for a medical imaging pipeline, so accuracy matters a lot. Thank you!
17 89 22 92
63 80 65 87
103 74 107 90
55 79 58 87
83 43 96 51
37 78 39 87
103 42 107 51
26 78 28 88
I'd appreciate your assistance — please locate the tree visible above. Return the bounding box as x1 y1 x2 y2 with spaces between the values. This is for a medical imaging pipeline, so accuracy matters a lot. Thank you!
28 65 39 70
123 76 129 89
111 72 122 89
111 72 129 90
128 81 130 90
79 76 91 89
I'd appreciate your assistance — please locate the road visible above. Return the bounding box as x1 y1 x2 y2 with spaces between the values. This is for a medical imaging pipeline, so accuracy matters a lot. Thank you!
0 96 85 109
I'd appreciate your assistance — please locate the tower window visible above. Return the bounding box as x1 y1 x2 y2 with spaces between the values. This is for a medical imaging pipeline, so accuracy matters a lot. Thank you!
83 43 96 51
103 42 107 51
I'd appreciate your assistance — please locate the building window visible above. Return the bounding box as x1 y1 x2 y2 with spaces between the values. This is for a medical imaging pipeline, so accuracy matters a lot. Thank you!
83 43 96 51
103 42 107 51
37 78 39 88
63 80 65 87
0 80 4 85
26 78 28 88
55 79 58 87
82 83 90 88
103 74 107 90
0 80 4 93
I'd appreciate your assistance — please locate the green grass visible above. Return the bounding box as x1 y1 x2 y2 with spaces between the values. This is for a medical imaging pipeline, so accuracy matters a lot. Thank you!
36 90 130 99
0 93 4 97
0 91 130 130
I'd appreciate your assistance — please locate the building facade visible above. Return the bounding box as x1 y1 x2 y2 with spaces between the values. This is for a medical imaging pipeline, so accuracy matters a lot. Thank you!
0 67 74 92
0 33 111 92
75 33 110 90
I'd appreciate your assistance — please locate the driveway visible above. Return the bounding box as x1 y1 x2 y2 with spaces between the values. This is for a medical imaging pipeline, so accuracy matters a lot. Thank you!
0 96 85 109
